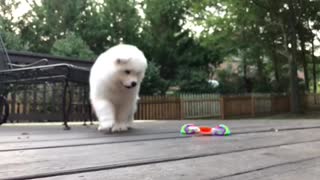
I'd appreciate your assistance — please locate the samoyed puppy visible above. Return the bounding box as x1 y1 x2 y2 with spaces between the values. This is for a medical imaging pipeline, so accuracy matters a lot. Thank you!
89 44 147 133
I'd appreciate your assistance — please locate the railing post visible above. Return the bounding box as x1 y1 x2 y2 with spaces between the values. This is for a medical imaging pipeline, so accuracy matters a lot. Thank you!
251 94 256 117
271 95 275 113
179 95 184 120
288 93 292 112
220 96 225 119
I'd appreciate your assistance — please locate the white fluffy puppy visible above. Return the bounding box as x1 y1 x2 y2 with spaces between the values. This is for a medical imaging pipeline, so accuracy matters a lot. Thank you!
89 44 147 133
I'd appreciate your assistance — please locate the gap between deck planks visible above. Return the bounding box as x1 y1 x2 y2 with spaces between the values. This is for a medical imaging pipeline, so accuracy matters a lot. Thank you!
2 119 320 142
216 158 320 180
1 119 320 145
1 124 320 179
1 124 320 152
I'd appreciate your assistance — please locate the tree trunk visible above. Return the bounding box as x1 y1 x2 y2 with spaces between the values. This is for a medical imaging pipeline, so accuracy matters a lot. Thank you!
242 50 247 78
257 54 264 82
288 0 302 114
312 36 317 94
243 53 249 92
268 13 280 92
271 45 280 91
297 27 309 92
288 45 301 113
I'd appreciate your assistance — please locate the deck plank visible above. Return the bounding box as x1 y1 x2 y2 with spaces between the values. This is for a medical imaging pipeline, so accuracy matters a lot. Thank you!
1 119 319 143
39 141 320 180
218 158 320 180
1 119 320 180
1 127 320 179
1 121 320 152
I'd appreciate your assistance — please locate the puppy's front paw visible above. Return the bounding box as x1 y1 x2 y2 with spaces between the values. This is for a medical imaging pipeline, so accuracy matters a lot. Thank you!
111 123 128 133
98 121 114 133
125 121 134 129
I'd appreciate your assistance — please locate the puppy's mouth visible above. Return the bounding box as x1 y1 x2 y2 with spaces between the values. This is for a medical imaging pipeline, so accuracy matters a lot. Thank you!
124 85 135 89
123 84 137 89
122 82 137 89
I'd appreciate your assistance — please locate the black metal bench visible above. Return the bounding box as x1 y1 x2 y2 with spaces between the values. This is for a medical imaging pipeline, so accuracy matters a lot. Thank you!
0 34 92 129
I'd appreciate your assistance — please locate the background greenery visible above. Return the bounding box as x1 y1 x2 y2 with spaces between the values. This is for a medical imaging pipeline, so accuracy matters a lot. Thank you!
1 0 319 112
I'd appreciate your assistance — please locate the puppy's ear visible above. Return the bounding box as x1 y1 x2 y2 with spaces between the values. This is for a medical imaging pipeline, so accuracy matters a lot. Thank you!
116 58 130 65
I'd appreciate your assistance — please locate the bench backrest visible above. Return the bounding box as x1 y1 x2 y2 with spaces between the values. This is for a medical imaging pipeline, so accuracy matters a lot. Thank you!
0 34 12 71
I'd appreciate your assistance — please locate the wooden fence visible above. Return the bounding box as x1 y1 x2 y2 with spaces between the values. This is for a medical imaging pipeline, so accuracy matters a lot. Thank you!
304 93 320 110
180 94 220 119
220 94 290 119
5 87 320 122
135 94 290 120
135 96 181 120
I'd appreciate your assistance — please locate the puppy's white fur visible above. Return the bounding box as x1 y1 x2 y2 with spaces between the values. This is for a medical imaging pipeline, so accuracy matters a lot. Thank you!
89 44 147 133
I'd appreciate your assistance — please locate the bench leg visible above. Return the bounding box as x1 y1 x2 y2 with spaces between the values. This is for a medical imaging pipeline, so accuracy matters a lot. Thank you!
83 103 94 126
83 87 94 126
89 104 93 125
83 87 89 126
62 81 71 130
0 95 9 125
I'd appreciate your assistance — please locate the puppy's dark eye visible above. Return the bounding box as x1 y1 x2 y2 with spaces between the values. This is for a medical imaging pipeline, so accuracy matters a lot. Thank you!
125 70 131 74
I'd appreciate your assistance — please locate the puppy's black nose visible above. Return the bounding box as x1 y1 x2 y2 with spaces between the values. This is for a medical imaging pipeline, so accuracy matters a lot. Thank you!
131 82 137 87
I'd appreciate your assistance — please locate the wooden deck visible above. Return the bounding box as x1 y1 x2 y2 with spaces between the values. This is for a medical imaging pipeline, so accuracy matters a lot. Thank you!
1 117 320 180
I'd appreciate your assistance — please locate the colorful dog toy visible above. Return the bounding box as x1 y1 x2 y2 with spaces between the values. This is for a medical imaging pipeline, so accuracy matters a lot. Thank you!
180 124 231 136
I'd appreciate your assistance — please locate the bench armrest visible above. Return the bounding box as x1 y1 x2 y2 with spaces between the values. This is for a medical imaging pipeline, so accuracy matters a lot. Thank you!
8 58 49 68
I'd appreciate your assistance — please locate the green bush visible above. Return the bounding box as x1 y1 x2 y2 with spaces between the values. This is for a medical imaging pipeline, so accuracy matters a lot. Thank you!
51 32 95 60
213 69 246 94
1 31 29 51
140 62 169 95
178 69 215 93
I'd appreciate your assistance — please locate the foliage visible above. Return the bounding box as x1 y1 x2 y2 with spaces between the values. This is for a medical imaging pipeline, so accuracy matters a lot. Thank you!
51 32 95 60
141 0 188 80
140 62 169 95
77 0 142 54
179 69 215 93
1 0 320 102
1 31 29 51
18 0 89 53
0 1 29 51
213 68 246 94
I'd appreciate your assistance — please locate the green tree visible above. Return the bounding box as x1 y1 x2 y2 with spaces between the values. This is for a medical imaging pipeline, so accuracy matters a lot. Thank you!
77 0 142 54
140 62 168 95
0 31 29 51
214 68 247 94
250 0 319 112
179 69 215 93
51 32 95 60
194 0 320 112
18 0 89 53
142 0 191 80
0 0 29 51
142 0 222 91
